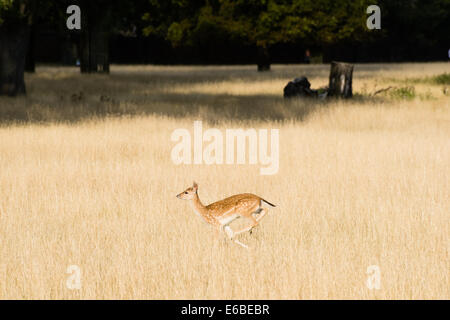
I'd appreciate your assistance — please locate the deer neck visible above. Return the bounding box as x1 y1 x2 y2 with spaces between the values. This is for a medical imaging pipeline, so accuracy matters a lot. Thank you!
190 193 211 221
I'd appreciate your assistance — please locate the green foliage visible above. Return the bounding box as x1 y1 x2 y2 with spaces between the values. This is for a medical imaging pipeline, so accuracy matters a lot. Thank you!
0 1 146 33
142 0 378 49
392 73 450 86
0 0 14 14
142 0 204 45
0 0 60 27
432 73 450 85
389 86 416 100
0 0 12 24
167 21 189 46
0 0 23 25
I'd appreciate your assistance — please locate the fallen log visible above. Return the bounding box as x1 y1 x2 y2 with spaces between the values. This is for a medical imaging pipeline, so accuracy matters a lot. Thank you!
283 61 354 100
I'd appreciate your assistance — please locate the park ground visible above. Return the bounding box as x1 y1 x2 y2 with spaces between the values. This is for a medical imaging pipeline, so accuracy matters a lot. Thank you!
0 63 449 299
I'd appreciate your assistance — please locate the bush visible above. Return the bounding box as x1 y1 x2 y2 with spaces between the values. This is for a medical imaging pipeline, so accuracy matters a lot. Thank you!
389 86 416 100
432 73 450 85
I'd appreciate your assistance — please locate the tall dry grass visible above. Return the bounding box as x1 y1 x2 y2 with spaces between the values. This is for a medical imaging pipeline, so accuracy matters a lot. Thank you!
0 63 449 299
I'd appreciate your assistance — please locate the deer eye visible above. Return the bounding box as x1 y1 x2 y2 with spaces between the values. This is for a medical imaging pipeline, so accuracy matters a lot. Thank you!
184 192 188 194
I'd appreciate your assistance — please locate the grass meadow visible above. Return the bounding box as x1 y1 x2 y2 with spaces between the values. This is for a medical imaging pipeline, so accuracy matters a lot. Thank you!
0 63 449 299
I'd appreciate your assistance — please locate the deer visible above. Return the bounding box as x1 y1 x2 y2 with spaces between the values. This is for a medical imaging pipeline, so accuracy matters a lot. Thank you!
176 182 276 249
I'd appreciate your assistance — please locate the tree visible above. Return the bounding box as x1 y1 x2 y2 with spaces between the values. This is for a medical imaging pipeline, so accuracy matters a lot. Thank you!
215 0 307 71
377 0 450 60
0 0 148 96
0 0 112 95
74 0 111 73
142 0 206 46
0 0 32 95
142 0 294 70
142 0 376 71
218 0 376 70
75 0 148 73
0 0 63 95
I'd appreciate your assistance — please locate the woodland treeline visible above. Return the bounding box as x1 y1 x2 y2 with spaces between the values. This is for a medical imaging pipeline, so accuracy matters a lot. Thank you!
0 0 449 96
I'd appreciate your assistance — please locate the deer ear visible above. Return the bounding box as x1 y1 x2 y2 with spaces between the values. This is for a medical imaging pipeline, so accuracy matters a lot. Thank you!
193 181 198 190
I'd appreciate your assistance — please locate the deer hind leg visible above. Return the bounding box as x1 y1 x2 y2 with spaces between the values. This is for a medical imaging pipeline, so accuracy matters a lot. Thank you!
235 205 269 236
234 215 258 236
247 207 268 234
236 207 267 234
254 208 267 222
223 225 249 249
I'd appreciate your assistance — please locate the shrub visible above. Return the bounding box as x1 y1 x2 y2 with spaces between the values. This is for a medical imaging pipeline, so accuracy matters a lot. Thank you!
389 86 415 100
432 73 450 85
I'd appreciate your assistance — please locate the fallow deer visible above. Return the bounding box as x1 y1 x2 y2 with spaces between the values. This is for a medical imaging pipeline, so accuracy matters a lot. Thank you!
177 182 276 249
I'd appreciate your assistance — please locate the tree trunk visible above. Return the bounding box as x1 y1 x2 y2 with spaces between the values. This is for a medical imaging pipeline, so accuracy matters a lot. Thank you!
0 24 30 96
25 26 35 73
79 9 110 73
62 35 78 65
328 61 353 98
257 45 270 72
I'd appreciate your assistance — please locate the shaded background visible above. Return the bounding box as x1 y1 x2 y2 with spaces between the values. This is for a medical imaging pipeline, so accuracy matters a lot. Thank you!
7 0 450 67
0 0 449 97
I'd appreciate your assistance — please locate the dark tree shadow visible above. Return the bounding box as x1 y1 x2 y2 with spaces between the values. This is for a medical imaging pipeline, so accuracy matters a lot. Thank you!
0 65 383 124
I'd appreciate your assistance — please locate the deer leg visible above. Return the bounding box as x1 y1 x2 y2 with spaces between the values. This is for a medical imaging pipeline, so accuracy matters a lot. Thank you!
234 215 258 236
223 225 249 249
248 208 268 234
254 208 267 221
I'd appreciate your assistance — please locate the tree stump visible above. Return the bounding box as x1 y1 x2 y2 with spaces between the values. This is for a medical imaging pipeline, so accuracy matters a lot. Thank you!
328 61 353 98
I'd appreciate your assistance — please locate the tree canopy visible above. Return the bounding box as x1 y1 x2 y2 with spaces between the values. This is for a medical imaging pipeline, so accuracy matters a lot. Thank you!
142 0 378 49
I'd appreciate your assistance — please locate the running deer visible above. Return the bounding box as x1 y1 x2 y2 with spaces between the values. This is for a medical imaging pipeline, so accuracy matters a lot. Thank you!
176 182 276 249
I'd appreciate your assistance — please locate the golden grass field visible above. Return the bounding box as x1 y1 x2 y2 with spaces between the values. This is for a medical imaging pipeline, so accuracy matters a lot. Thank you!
0 63 449 299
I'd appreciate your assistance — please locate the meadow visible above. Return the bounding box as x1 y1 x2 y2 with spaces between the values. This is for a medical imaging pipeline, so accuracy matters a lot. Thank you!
0 63 449 299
